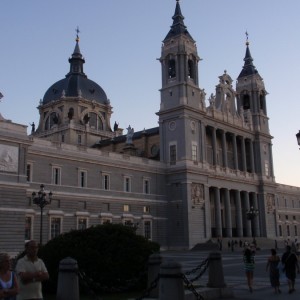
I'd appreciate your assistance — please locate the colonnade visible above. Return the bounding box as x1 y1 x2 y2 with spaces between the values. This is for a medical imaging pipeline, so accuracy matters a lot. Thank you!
205 126 256 173
209 187 261 238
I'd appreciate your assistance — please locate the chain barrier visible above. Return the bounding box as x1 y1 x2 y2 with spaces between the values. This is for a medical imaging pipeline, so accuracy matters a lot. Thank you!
182 273 204 300
184 257 210 283
135 256 209 300
78 256 209 300
135 274 159 300
78 270 103 300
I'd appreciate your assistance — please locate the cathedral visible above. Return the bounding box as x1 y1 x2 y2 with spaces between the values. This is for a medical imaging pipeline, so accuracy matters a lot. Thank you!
1 1 300 254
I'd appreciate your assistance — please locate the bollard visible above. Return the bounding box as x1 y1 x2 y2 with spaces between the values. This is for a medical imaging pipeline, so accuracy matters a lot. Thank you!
207 252 226 288
56 257 80 300
147 252 162 298
159 259 184 300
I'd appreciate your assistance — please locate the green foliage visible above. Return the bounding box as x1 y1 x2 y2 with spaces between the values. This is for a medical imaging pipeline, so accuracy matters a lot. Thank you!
38 224 160 294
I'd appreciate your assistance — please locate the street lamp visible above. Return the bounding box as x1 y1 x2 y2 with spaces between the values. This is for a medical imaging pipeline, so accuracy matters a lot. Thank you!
246 206 259 221
246 206 259 239
32 184 53 245
296 130 300 148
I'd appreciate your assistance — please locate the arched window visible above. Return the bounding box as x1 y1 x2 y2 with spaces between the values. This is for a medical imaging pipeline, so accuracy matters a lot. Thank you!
45 112 59 130
259 94 265 112
243 95 250 110
188 59 195 79
168 59 176 78
89 112 103 130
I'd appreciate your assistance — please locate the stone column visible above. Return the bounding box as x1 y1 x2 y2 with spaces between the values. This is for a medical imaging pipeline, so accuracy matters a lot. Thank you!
201 123 207 163
212 127 217 165
159 260 184 300
232 134 238 170
214 187 222 237
235 190 243 237
241 136 247 171
252 193 260 237
249 139 255 173
244 192 252 237
56 257 79 300
222 131 228 168
224 189 232 237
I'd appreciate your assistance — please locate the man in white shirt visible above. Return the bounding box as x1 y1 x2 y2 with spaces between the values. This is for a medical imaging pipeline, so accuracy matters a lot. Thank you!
15 240 49 300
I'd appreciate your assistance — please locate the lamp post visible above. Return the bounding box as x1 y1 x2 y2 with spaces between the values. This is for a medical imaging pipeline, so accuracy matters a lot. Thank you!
32 184 53 245
296 130 300 148
246 206 259 238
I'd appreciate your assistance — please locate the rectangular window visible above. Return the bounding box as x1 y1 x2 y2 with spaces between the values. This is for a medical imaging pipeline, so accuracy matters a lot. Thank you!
123 204 130 212
78 135 82 145
287 225 290 236
124 177 131 192
25 216 32 240
295 225 298 236
61 134 65 143
103 174 110 190
192 144 197 161
103 203 110 211
26 164 32 182
265 161 269 176
279 225 282 237
144 220 152 240
143 179 150 194
143 206 150 213
50 217 61 239
52 167 61 185
78 170 87 188
170 144 176 164
77 218 88 230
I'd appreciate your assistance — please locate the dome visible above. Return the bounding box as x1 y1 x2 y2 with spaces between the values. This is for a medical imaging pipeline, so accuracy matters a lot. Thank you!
42 37 108 105
42 75 108 105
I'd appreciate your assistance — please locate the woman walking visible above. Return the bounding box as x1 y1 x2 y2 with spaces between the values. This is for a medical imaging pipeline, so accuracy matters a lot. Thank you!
266 249 281 294
243 248 255 292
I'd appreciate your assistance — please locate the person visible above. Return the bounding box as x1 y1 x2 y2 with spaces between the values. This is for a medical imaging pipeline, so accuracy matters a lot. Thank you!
266 249 281 294
15 240 49 300
281 245 300 294
0 253 19 300
243 248 255 292
29 123 35 134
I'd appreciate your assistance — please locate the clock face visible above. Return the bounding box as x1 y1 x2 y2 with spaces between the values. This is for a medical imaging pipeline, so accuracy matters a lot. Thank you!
169 121 176 131
151 144 159 156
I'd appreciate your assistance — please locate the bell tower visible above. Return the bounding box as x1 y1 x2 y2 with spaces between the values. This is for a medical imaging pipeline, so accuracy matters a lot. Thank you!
236 34 274 179
158 0 205 163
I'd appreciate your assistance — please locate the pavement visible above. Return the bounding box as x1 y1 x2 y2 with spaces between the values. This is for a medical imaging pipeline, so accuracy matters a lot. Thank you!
160 248 300 300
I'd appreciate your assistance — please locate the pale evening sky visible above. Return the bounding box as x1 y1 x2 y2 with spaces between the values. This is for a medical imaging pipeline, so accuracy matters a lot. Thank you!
1 0 300 187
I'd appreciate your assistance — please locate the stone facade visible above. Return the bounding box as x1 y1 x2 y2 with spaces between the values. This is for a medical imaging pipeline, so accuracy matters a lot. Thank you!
0 2 300 254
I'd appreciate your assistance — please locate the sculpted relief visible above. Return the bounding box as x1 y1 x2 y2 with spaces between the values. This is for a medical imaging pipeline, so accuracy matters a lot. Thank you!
0 144 18 172
191 183 204 206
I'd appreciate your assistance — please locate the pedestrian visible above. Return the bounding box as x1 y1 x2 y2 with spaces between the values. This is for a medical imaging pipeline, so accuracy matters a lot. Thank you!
266 249 281 294
281 245 300 294
0 253 19 300
243 248 255 293
15 240 49 300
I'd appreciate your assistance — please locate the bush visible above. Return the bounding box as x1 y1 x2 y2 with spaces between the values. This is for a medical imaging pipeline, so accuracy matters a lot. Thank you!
38 224 160 294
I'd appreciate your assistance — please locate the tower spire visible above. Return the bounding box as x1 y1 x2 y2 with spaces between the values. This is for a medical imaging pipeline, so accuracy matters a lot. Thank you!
238 31 259 78
163 0 194 42
66 27 86 77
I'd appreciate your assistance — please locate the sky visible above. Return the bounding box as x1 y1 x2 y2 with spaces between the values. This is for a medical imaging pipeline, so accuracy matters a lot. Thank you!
1 0 300 187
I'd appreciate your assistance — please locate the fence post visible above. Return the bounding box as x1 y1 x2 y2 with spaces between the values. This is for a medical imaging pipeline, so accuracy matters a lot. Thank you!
147 252 162 298
159 260 184 300
207 252 226 288
56 257 80 300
